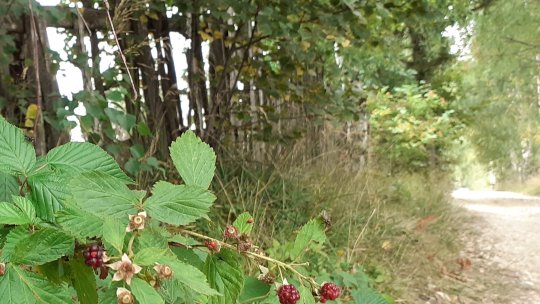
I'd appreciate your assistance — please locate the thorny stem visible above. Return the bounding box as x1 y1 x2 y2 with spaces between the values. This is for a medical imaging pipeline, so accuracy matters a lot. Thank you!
178 229 319 288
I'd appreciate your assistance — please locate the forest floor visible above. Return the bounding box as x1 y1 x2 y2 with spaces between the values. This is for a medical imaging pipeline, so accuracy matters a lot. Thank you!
452 189 540 304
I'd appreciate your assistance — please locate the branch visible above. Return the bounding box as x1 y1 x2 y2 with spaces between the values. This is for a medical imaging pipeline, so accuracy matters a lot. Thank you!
103 0 138 101
224 7 261 107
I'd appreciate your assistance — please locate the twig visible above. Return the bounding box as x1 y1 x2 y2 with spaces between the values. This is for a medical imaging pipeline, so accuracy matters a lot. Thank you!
103 0 138 100
179 229 319 287
28 0 46 156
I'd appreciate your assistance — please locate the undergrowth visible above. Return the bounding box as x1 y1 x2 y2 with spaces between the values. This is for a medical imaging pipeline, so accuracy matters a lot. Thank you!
211 144 463 303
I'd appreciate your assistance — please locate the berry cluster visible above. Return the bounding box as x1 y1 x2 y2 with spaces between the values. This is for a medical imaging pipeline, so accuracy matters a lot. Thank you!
319 283 341 303
278 284 301 304
83 244 105 269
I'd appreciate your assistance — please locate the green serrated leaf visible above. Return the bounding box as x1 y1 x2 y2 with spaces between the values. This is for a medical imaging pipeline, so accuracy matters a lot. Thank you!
0 172 19 202
104 108 136 132
352 288 390 304
159 254 219 296
13 196 36 222
2 226 29 262
145 181 216 226
298 283 316 304
97 288 118 304
136 225 169 249
56 206 104 239
46 142 131 183
290 219 326 260
70 172 139 218
170 131 216 189
68 256 98 304
204 249 244 303
0 116 36 176
158 278 182 303
28 172 70 222
0 264 72 303
10 228 74 265
134 247 170 266
238 277 271 302
130 277 165 304
233 212 254 235
0 196 35 225
103 218 126 254
37 260 65 284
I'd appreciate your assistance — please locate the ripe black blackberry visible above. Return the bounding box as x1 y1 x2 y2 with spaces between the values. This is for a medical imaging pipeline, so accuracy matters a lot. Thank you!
278 284 300 304
83 244 105 269
319 282 340 301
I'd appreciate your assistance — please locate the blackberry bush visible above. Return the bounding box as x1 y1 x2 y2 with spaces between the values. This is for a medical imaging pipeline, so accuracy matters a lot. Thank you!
0 116 348 303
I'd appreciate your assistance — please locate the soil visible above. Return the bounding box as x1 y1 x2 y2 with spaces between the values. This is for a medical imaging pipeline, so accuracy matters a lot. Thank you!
452 189 540 304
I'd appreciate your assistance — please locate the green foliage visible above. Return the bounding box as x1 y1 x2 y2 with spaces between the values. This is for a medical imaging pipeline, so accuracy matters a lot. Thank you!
46 142 131 183
130 277 165 304
7 228 73 265
368 85 463 170
291 218 326 260
68 257 98 304
0 116 36 176
145 182 215 226
204 249 244 304
69 172 139 218
0 117 370 303
0 196 36 225
0 265 72 303
232 212 254 235
170 131 217 189
459 0 540 178
0 172 18 202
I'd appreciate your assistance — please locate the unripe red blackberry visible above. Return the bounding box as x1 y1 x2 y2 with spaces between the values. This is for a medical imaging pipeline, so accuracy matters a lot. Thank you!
204 240 221 253
84 244 105 269
319 282 340 301
278 284 300 304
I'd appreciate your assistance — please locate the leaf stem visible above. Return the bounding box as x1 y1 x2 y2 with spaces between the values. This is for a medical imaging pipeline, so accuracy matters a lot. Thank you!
127 232 137 257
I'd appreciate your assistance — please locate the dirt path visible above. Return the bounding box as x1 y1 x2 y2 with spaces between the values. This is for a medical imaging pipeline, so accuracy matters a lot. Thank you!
452 189 540 303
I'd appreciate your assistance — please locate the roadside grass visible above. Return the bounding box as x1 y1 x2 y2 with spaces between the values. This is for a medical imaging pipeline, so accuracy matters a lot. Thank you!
501 174 540 196
211 143 464 302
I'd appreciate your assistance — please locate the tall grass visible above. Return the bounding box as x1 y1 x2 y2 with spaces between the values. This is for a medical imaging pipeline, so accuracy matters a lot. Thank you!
211 136 463 302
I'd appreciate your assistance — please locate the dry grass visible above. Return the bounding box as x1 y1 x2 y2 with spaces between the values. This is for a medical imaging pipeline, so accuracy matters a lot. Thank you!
211 136 465 302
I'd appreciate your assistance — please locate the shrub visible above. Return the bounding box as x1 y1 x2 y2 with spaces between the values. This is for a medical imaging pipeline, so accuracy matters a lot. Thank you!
0 116 373 303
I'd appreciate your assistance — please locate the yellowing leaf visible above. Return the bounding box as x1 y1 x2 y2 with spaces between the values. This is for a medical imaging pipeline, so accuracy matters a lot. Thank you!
296 66 304 76
213 31 224 40
301 41 311 50
341 39 351 48
198 31 213 42
139 14 148 24
147 11 159 20
26 104 39 120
